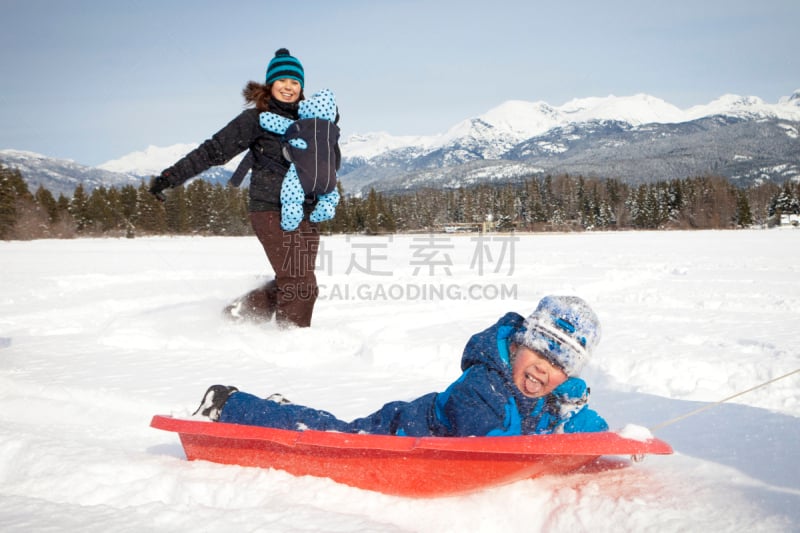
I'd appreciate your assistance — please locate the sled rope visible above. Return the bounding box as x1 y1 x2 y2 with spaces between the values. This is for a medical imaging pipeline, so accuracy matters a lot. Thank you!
650 367 800 432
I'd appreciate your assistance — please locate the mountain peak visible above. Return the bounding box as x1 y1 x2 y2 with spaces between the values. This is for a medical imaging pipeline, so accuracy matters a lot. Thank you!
558 93 685 125
1 148 69 163
98 143 247 177
99 143 198 175
781 89 800 104
477 100 561 138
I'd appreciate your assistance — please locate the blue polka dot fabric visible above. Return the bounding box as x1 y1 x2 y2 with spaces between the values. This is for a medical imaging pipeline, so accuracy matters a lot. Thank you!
259 89 340 231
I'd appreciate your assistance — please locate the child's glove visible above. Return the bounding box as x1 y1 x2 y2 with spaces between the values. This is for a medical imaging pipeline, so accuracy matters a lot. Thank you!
534 378 591 433
550 378 589 419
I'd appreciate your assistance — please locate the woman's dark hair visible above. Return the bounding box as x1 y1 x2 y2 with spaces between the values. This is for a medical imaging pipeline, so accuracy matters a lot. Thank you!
243 81 304 111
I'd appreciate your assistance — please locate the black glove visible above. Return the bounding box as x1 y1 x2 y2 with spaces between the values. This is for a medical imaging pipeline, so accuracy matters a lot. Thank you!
149 174 171 202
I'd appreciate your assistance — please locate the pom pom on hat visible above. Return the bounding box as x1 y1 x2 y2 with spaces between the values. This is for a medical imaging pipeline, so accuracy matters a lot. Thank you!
266 48 304 88
513 295 601 377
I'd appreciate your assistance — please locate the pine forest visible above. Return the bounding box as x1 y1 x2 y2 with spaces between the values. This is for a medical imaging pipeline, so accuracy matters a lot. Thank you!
1 164 799 240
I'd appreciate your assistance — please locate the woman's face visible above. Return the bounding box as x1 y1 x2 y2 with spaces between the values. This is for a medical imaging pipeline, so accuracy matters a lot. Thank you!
271 78 302 103
511 344 568 398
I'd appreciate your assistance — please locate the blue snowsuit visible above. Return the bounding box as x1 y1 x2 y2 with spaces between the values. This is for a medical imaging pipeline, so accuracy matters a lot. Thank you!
219 312 608 436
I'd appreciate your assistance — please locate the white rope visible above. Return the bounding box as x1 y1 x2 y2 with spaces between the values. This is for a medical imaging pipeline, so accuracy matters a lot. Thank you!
650 368 800 432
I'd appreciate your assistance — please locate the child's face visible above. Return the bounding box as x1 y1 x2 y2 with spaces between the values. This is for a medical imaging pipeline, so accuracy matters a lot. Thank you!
271 78 302 103
511 344 568 398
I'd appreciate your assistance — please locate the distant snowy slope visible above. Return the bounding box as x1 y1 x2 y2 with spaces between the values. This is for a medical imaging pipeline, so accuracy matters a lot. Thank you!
557 93 686 125
99 144 199 176
99 144 246 178
779 88 800 105
0 149 140 197
685 93 800 121
338 132 438 160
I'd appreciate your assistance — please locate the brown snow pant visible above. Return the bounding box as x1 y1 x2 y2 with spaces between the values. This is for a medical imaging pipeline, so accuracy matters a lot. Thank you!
243 211 320 328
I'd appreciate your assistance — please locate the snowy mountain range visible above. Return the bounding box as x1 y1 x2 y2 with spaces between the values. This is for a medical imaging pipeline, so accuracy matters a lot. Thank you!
0 149 143 198
2 90 799 197
343 92 800 159
339 91 800 192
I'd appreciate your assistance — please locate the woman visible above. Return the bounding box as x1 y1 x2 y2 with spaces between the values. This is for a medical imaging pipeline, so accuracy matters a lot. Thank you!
150 49 329 327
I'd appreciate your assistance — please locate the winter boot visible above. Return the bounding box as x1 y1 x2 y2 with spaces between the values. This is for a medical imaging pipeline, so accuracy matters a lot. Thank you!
223 280 278 323
192 385 239 421
266 393 292 405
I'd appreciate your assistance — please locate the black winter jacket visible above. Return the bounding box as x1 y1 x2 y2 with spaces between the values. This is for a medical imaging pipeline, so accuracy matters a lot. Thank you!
161 100 299 212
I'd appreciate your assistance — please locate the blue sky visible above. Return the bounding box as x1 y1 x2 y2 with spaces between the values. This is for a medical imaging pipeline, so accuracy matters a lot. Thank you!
1 0 797 166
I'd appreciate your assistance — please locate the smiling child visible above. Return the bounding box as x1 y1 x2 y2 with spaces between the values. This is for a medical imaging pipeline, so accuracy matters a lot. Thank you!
193 295 608 436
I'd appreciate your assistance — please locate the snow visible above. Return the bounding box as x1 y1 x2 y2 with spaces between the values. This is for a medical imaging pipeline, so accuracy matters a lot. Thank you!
336 132 437 159
683 93 800 122
558 94 686 126
1 230 799 532
98 144 246 177
618 424 654 442
0 148 69 162
98 143 200 175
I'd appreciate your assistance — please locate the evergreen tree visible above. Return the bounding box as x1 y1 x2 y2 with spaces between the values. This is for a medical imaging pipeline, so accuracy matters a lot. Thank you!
35 186 59 224
327 182 350 233
230 186 251 234
163 186 189 234
0 169 49 240
769 182 799 216
69 184 90 232
597 201 616 228
53 193 75 236
496 185 517 228
666 180 684 222
2 165 33 200
117 185 138 236
365 188 379 234
56 194 71 217
207 183 229 235
735 189 753 227
624 188 641 229
86 186 116 233
185 180 214 233
604 178 627 226
0 166 24 238
376 192 396 233
133 182 167 233
528 178 548 225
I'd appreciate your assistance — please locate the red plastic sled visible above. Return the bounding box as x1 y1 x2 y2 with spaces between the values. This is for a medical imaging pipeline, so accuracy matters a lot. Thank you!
151 415 672 497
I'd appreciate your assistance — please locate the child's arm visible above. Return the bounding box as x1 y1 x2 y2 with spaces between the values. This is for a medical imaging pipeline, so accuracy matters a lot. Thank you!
433 367 516 436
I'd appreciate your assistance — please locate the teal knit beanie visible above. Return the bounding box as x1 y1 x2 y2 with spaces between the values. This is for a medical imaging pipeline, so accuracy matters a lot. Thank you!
266 48 304 88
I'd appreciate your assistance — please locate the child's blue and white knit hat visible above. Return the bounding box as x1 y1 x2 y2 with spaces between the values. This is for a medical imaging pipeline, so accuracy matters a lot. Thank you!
513 295 601 377
266 48 304 88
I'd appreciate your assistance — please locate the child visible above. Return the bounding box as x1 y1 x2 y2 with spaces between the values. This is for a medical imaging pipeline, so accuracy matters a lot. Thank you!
193 295 608 436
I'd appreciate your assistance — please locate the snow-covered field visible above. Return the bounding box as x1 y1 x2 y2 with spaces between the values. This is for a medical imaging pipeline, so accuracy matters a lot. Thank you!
1 230 798 532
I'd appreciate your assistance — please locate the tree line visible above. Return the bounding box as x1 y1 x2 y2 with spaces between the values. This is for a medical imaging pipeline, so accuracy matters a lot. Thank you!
1 163 799 240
